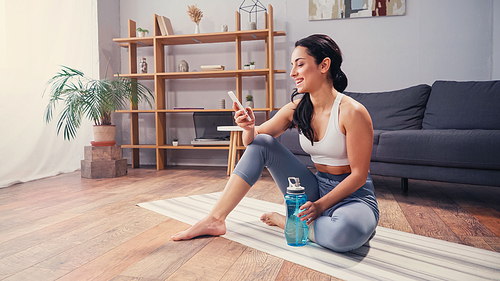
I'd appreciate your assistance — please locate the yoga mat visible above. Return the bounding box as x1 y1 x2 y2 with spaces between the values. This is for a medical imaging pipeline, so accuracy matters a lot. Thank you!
138 193 500 281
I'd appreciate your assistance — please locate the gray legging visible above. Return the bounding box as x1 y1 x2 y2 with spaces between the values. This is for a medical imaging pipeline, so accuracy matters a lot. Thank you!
233 134 379 252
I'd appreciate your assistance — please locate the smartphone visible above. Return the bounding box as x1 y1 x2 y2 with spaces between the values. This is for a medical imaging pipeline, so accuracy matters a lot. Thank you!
228 91 251 121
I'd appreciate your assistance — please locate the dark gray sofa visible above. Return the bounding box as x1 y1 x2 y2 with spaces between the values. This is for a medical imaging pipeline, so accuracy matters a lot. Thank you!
273 80 500 191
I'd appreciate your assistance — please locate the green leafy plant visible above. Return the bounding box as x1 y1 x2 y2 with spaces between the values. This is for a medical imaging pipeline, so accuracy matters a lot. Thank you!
43 66 154 140
136 28 149 34
249 61 255 65
246 95 253 101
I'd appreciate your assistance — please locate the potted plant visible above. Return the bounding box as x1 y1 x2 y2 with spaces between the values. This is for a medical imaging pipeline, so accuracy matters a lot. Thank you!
243 64 250 70
43 66 154 143
172 138 179 146
136 28 149 37
245 94 254 108
249 61 255 69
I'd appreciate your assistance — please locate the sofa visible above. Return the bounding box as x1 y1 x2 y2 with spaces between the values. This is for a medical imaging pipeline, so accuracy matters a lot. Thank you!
272 80 500 191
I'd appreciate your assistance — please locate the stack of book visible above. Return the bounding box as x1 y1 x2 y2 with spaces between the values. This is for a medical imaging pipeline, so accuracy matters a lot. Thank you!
201 65 225 71
156 15 174 36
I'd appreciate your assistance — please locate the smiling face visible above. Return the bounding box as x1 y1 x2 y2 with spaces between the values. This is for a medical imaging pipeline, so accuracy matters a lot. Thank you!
290 46 328 94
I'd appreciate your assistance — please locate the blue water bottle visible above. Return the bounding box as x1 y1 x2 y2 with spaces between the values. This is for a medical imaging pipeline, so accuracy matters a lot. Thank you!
284 177 308 246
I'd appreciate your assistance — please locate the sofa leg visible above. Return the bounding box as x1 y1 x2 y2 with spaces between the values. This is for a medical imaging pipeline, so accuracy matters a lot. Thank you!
401 178 409 192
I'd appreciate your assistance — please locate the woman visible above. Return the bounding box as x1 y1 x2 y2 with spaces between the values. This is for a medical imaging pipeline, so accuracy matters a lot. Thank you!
172 34 378 252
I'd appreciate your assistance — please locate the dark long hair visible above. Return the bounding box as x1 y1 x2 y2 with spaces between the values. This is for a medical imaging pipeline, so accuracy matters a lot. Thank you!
291 34 348 145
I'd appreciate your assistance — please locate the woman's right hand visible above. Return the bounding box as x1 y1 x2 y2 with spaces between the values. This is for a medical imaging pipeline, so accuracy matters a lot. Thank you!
233 102 255 131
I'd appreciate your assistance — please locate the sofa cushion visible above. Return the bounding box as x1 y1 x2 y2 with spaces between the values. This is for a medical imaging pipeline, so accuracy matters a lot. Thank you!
371 130 387 161
375 130 500 170
344 84 431 130
423 80 500 130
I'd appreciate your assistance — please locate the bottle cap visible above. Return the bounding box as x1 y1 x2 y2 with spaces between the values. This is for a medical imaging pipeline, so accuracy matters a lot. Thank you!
287 177 305 194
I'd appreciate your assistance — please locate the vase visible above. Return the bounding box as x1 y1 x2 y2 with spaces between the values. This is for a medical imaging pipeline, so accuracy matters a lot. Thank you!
245 101 254 108
195 23 200 34
172 141 179 146
92 125 116 146
249 64 255 69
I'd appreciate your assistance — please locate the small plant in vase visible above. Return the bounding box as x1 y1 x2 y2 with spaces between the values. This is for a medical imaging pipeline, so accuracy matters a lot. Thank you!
172 138 179 146
136 28 149 37
187 4 203 34
243 64 250 70
249 61 255 69
245 95 254 108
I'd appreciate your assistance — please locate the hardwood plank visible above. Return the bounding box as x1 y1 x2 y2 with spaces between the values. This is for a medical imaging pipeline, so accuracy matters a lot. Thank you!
408 177 498 250
36 211 168 272
429 181 500 238
275 260 336 281
117 236 214 280
382 177 462 244
483 236 500 252
372 176 413 234
110 276 159 281
165 237 246 280
1 266 69 281
220 247 283 281
54 219 186 281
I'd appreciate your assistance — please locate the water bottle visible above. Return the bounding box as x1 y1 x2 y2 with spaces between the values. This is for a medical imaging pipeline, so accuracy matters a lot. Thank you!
284 177 308 246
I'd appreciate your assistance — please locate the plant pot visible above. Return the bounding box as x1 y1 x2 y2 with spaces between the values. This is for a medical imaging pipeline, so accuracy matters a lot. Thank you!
249 65 256 69
172 141 179 146
243 66 250 70
138 31 146 37
245 101 254 108
93 125 116 142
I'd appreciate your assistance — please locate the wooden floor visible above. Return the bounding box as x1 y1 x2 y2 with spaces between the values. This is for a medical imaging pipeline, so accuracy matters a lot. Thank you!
1 166 499 281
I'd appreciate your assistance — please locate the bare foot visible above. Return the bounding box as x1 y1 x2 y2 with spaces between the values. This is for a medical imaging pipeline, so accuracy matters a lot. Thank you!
260 212 286 229
171 215 226 241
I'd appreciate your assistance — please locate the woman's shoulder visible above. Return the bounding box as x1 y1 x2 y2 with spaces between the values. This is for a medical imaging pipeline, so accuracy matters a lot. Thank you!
340 94 371 123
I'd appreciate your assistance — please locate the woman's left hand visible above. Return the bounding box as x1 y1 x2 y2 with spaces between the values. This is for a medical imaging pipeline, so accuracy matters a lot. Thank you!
298 201 322 226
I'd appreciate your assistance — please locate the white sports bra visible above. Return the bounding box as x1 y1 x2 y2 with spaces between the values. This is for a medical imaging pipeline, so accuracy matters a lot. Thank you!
299 93 350 166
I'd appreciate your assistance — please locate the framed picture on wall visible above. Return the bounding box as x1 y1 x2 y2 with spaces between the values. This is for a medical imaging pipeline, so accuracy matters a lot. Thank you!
309 0 406 20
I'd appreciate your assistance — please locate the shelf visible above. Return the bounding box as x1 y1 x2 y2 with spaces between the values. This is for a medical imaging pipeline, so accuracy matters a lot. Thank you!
121 144 157 149
121 144 230 150
116 73 155 80
116 108 272 113
114 30 285 47
116 69 285 80
115 110 156 113
116 4 283 171
158 145 230 150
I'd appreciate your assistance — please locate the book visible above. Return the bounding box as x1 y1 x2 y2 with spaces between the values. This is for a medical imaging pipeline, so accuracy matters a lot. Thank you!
156 15 174 36
156 15 167 36
201 65 225 71
173 107 205 110
162 16 174 35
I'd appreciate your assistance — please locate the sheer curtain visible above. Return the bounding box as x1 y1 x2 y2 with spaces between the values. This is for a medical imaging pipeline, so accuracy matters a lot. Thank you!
0 0 98 187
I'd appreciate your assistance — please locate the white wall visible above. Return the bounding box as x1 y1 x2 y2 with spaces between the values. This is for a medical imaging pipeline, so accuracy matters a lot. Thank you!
113 0 497 167
493 0 500 79
0 0 98 188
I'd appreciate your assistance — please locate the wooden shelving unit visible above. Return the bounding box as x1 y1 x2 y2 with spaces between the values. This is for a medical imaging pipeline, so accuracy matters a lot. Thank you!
114 4 285 170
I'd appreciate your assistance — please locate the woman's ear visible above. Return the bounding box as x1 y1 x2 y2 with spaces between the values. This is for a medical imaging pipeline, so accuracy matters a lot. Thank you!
320 57 331 74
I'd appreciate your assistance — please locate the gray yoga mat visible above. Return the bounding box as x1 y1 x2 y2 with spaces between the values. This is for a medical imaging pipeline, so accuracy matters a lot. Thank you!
138 192 500 281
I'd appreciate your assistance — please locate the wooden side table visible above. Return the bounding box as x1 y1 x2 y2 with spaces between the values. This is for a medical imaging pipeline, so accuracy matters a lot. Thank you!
218 126 245 175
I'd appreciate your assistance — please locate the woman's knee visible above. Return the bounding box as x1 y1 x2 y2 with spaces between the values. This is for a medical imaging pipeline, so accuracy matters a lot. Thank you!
250 134 277 147
314 215 374 252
